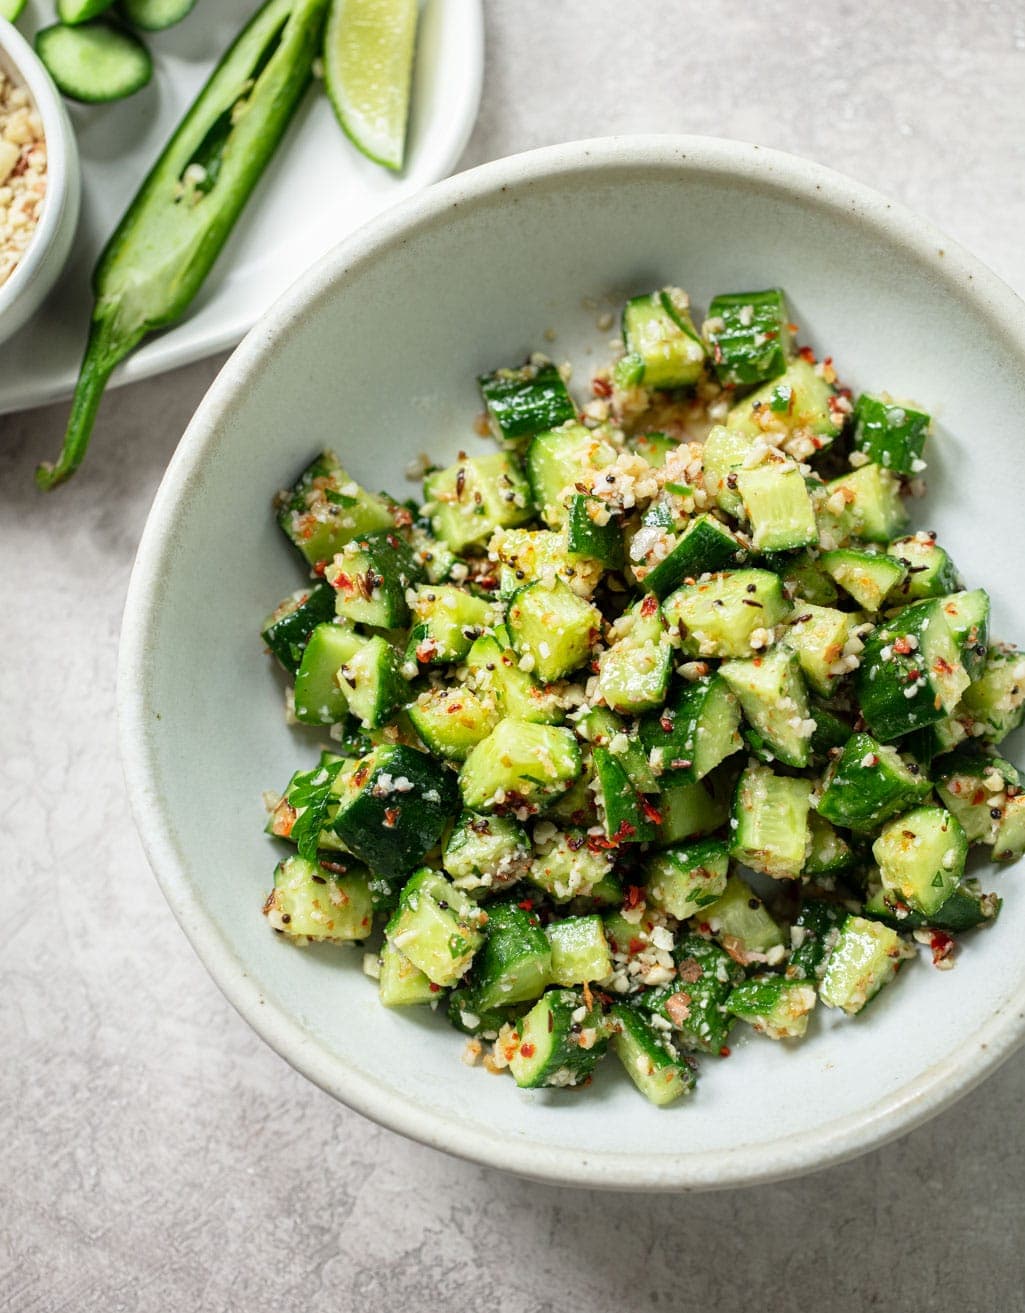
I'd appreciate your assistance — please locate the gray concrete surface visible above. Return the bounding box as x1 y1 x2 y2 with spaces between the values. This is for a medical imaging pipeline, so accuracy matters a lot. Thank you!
3 3 1024 1309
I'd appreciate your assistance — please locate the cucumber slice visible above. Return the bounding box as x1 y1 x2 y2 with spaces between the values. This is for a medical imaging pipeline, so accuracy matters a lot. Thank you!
278 451 395 567
703 288 792 387
726 356 840 457
803 814 854 876
57 0 115 24
36 21 153 102
261 582 338 674
596 597 672 714
407 686 498 762
719 645 814 768
736 460 817 552
442 812 531 896
961 646 1025 745
465 629 564 725
640 673 742 783
469 901 551 1012
328 529 424 629
478 361 576 445
821 464 908 544
530 829 613 902
0 0 28 18
635 512 740 600
727 977 817 1040
621 288 706 390
655 775 728 847
120 0 199 31
565 494 623 569
786 603 859 697
730 763 812 880
591 746 657 843
638 934 744 1054
663 569 789 658
940 590 990 681
378 941 437 1007
872 805 968 916
424 452 533 552
852 394 930 476
405 584 492 665
994 794 1025 862
335 633 406 729
492 527 602 600
885 532 961 602
817 732 931 833
644 838 729 919
699 874 786 965
385 869 487 987
819 548 907 612
819 915 912 1015
526 423 618 527
787 899 847 981
508 989 608 1089
611 1005 695 1106
293 622 360 725
265 854 373 942
934 750 1019 844
507 578 602 682
459 720 581 814
545 915 613 986
863 879 1001 932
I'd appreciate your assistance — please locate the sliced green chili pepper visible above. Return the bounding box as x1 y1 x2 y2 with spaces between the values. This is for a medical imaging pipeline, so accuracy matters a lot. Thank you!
37 0 329 490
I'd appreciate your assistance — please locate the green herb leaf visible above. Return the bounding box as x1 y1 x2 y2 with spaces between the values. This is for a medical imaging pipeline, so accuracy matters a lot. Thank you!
289 758 346 862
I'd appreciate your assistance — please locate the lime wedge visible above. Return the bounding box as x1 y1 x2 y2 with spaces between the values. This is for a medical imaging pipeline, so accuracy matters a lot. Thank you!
323 0 419 172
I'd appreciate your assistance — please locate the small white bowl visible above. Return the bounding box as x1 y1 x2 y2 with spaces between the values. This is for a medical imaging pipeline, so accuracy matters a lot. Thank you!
0 18 79 347
119 136 1025 1191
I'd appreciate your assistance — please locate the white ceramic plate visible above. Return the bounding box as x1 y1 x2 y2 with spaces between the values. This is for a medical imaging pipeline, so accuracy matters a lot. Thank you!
119 137 1025 1191
0 0 482 415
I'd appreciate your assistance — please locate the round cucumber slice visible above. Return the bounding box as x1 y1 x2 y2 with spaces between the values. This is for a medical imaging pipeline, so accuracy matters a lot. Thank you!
323 0 418 172
35 22 153 103
56 0 115 24
119 0 197 31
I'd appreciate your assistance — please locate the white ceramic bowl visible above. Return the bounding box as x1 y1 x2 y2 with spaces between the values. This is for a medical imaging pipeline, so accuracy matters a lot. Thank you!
119 136 1025 1191
0 18 79 347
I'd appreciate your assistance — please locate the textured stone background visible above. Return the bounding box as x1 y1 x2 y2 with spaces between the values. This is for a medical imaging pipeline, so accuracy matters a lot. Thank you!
4 3 1024 1310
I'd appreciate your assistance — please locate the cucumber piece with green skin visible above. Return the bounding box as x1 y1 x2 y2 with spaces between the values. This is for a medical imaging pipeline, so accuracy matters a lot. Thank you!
264 854 373 942
994 794 1025 861
591 746 658 843
644 838 729 918
817 732 931 833
611 1005 695 1106
786 603 860 697
719 645 814 768
492 527 603 601
596 597 672 714
336 633 406 729
465 629 564 725
939 590 990 682
703 288 792 387
459 720 581 814
636 513 740 600
934 749 1020 844
331 745 458 879
445 988 522 1037
640 673 742 783
808 698 855 759
698 874 786 965
120 0 198 28
36 21 152 101
442 812 531 896
424 452 533 552
57 0 114 23
530 829 613 902
265 751 349 853
278 452 394 566
885 533 961 603
468 901 551 1011
819 915 912 1015
819 548 907 611
726 356 840 455
378 940 437 1007
852 394 930 476
872 805 968 916
621 288 706 390
855 599 971 742
526 423 618 527
478 361 576 445
405 585 492 666
648 933 744 1054
39 0 331 489
727 977 817 1040
820 464 908 544
508 989 609 1089
407 686 498 762
506 579 602 682
786 899 847 981
730 763 812 880
702 424 755 518
803 813 855 876
862 879 1001 932
736 460 818 553
655 776 729 847
292 622 360 725
545 915 614 985
581 870 626 910
577 708 660 794
663 569 789 658
960 646 1025 744
261 582 337 673
408 521 457 585
0 0 28 17
327 529 424 629
628 431 678 467
385 868 487 988
565 494 623 569
760 549 840 607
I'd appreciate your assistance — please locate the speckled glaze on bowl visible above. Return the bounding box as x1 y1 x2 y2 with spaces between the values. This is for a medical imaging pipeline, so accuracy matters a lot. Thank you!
118 136 1025 1192
0 18 79 347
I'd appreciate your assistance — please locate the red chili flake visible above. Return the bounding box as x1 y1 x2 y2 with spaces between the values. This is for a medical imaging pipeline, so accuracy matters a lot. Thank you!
386 534 401 550
312 559 328 577
640 798 663 826
391 506 413 529
519 1043 536 1059
712 342 723 364
628 938 646 955
798 345 817 364
934 657 954 675
592 376 613 398
763 330 778 341
445 701 463 714
640 594 659 618
892 637 913 656
382 807 400 828
659 713 675 734
352 765 371 788
929 931 954 967
331 571 353 592
624 885 645 910
719 1046 732 1058
906 668 921 682
518 898 534 911
971 787 987 807
428 983 441 993
476 576 499 591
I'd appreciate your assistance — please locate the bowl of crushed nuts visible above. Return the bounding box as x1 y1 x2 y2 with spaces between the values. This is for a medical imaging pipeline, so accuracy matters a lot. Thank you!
0 18 79 348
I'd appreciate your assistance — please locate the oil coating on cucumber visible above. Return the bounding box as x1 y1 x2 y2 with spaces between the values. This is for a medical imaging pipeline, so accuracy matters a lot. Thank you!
258 279 1025 1108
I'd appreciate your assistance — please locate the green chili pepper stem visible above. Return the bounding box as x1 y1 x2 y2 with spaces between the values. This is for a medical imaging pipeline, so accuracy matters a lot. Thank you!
35 316 136 491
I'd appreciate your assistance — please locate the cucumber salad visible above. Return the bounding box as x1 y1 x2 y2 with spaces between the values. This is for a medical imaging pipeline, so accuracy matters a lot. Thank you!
260 284 1025 1107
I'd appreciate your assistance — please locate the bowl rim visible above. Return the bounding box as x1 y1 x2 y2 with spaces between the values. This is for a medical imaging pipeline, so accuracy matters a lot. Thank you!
118 133 1025 1192
0 17 77 321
